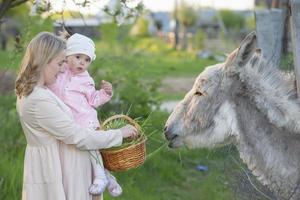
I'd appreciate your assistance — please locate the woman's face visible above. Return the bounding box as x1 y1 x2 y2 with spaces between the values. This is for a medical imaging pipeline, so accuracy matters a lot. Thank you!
43 50 66 86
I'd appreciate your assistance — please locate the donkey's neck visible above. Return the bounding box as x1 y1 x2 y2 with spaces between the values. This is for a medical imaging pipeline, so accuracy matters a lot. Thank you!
240 61 300 134
235 96 300 199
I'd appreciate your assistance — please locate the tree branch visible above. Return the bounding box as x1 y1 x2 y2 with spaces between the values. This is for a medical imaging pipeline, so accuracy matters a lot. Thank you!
0 0 28 22
0 0 12 20
10 0 28 8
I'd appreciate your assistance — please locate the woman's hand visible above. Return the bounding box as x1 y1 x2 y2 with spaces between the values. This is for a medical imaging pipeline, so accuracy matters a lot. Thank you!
120 124 138 139
100 80 112 96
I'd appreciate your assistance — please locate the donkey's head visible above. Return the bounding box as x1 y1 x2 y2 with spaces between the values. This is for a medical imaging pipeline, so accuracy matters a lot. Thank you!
164 32 261 148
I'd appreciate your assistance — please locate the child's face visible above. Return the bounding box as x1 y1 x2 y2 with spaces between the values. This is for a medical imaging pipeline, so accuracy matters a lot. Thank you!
67 54 91 75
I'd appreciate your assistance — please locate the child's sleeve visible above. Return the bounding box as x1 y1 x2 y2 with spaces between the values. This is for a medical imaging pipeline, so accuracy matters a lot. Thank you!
84 78 112 108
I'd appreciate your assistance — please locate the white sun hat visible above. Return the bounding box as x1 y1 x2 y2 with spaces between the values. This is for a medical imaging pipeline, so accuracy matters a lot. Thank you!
66 33 96 61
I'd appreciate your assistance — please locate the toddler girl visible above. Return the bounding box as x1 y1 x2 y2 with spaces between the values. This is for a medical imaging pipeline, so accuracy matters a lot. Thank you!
48 33 122 196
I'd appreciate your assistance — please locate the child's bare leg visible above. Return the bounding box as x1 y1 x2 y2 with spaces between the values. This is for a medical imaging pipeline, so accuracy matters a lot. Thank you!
89 150 108 195
105 169 122 197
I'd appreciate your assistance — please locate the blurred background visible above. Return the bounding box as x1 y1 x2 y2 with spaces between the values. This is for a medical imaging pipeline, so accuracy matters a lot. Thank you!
0 0 291 199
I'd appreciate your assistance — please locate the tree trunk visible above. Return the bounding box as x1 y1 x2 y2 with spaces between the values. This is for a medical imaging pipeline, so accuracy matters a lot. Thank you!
290 0 300 96
255 9 285 67
280 0 290 55
173 19 179 50
173 0 179 50
182 27 187 50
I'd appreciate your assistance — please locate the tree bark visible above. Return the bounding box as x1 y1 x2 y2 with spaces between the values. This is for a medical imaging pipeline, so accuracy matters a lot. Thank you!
255 9 285 67
290 0 300 96
280 0 290 55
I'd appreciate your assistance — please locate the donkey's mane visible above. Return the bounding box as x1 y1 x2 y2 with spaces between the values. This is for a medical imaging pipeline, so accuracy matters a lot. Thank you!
237 53 300 134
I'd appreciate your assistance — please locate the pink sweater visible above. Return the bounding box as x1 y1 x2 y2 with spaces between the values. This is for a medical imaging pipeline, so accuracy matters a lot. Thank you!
48 67 112 129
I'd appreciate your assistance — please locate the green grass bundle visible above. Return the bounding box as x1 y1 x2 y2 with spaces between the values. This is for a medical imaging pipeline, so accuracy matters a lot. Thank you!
101 115 145 151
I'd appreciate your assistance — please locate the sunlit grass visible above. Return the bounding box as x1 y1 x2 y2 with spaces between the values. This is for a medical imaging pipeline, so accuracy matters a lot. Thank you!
92 37 216 80
0 95 25 200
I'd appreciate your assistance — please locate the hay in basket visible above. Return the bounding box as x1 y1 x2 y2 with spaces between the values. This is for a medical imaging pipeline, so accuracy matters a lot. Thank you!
100 114 147 172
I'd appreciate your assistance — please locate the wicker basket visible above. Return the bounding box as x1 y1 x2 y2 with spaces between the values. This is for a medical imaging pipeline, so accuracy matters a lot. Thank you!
100 114 146 172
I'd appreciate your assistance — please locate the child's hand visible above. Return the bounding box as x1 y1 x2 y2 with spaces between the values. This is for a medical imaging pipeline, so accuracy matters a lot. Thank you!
101 80 112 96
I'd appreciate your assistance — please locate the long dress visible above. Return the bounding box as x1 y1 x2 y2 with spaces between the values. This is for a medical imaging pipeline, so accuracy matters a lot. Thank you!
17 86 122 200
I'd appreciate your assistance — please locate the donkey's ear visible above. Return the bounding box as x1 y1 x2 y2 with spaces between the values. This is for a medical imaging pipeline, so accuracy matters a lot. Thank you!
225 32 258 71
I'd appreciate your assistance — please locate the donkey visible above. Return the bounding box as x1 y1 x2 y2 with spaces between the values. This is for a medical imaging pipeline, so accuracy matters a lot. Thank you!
164 32 300 200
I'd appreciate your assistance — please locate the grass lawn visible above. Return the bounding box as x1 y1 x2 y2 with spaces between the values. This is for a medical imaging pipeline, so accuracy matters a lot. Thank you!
93 51 216 79
103 111 237 200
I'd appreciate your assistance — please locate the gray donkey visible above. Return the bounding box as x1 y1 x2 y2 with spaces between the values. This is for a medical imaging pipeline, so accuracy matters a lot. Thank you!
164 32 300 200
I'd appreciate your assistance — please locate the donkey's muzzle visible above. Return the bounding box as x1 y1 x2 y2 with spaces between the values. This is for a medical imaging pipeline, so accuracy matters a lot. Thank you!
164 126 178 141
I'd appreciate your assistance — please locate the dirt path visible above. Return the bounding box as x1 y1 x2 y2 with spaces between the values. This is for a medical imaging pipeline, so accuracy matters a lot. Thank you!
158 76 197 94
159 76 197 112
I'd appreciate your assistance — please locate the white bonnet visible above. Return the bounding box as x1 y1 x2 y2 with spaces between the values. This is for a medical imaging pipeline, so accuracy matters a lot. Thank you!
66 33 96 61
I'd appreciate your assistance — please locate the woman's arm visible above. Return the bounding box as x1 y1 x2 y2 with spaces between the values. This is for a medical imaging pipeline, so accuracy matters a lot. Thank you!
34 97 122 150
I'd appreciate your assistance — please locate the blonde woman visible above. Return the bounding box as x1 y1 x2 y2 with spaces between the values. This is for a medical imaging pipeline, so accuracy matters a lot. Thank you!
15 32 137 200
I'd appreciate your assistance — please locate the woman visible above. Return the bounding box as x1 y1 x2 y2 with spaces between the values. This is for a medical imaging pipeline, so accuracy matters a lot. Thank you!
15 32 137 200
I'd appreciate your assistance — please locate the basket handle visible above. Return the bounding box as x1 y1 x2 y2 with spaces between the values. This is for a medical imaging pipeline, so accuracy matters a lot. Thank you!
100 114 141 132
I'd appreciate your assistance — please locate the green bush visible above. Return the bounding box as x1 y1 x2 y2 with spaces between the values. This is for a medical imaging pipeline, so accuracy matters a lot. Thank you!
0 15 54 70
245 15 256 31
133 37 172 54
100 23 119 43
130 16 149 37
96 68 160 119
219 10 245 31
191 30 206 51
176 0 197 28
97 23 137 56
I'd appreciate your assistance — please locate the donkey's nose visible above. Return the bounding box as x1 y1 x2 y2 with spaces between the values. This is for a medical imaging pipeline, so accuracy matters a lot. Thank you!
164 126 168 132
163 126 170 140
164 126 177 141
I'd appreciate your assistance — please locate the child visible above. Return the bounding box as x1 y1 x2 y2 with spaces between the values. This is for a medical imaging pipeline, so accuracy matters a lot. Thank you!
48 33 122 196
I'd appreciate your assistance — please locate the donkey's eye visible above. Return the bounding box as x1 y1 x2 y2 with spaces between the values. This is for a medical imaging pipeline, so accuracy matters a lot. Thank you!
195 91 203 96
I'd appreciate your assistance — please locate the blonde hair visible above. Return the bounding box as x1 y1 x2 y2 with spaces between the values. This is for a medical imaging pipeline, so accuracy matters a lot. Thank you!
15 32 66 97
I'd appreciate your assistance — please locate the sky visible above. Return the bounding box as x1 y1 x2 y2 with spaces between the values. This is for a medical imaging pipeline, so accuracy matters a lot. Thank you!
50 0 255 15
